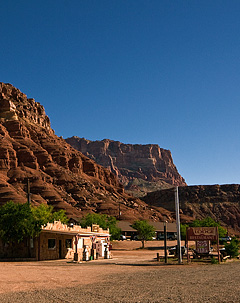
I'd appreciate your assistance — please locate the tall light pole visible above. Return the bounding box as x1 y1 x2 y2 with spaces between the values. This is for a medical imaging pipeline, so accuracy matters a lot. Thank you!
163 216 168 264
174 186 182 264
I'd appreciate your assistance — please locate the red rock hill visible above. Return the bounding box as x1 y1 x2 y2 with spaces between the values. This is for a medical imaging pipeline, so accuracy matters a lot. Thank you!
65 137 186 197
143 184 240 233
0 82 172 222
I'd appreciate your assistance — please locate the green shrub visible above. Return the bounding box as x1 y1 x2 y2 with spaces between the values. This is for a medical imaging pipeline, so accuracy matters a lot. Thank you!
224 238 240 258
211 257 219 264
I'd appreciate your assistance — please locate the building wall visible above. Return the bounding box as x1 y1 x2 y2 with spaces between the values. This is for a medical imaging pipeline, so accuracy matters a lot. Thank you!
37 232 74 261
0 222 110 261
0 238 37 259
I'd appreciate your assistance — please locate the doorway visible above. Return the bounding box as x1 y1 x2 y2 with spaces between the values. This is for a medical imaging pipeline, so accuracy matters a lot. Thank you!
59 240 62 259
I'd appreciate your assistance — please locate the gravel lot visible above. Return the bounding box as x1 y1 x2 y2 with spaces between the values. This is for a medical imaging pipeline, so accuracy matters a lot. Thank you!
0 241 239 303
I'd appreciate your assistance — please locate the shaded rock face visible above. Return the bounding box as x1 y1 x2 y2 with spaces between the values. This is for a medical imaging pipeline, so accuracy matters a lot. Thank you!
143 184 240 232
65 137 186 197
0 82 171 222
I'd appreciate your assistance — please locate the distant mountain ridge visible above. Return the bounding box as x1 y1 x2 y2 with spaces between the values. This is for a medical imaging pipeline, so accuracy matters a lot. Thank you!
143 184 240 233
65 137 186 197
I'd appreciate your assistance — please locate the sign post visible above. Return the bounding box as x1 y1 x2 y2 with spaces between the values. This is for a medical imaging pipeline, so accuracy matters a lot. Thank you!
174 187 182 264
217 227 220 263
186 229 189 263
164 220 167 264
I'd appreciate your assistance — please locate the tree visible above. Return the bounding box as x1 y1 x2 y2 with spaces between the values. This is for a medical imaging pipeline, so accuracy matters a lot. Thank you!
224 238 240 258
132 220 155 248
0 202 69 246
31 204 68 225
79 213 121 240
180 223 189 240
0 201 41 244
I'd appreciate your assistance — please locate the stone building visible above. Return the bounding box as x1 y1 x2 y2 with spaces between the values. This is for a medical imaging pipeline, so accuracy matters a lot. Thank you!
0 221 110 261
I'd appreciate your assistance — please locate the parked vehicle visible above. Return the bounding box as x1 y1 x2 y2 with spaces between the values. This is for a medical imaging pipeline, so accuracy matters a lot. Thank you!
119 235 127 241
220 236 231 242
157 233 177 241
131 235 139 241
168 245 186 256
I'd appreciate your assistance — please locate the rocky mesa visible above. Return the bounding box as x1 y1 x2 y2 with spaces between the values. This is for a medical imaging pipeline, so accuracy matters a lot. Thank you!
0 82 173 222
65 137 186 197
143 184 240 233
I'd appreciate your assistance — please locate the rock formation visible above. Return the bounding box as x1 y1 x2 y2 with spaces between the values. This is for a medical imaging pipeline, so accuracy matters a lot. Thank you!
0 82 173 222
65 137 186 197
143 184 240 233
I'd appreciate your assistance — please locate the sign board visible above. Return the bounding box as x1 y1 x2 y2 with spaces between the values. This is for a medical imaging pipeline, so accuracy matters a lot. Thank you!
196 240 210 254
187 227 218 241
92 224 99 233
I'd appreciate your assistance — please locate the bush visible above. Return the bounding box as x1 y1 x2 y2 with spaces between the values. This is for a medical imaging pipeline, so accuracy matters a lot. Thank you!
224 238 240 258
180 224 188 240
211 257 219 264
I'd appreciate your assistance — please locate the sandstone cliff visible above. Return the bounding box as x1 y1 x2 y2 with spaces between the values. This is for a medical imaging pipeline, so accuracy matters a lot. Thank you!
143 184 240 233
65 137 186 197
0 82 172 222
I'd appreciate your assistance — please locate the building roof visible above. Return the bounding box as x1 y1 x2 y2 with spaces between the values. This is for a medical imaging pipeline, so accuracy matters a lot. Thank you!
41 221 110 236
117 221 177 233
147 221 177 233
117 221 137 232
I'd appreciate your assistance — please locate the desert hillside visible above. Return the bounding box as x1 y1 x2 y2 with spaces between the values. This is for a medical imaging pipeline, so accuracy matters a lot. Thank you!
0 82 172 222
143 184 240 233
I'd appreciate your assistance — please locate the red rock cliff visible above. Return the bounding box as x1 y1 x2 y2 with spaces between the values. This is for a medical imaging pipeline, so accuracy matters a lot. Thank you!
143 184 240 233
65 137 186 196
0 82 171 222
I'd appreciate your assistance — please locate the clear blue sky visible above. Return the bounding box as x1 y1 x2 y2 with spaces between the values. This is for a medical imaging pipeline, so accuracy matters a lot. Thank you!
1 0 240 186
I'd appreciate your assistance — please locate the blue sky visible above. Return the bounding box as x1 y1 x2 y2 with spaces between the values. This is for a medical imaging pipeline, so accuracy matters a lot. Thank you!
1 0 240 186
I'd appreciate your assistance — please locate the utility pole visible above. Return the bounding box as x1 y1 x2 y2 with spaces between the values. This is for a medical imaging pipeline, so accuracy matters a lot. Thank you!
174 186 182 264
118 202 121 220
163 218 168 264
27 178 31 206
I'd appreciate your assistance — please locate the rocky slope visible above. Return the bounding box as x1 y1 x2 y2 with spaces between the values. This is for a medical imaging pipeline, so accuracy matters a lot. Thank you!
0 82 174 222
143 184 240 233
65 137 186 197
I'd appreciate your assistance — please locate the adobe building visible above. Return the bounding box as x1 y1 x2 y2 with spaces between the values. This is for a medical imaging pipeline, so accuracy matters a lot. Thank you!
0 221 110 261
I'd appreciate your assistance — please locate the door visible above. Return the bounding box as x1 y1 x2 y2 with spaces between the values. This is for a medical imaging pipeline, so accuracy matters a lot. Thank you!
59 240 62 259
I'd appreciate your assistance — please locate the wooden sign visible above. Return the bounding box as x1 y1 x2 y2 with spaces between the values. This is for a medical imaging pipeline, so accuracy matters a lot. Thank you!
196 240 210 254
92 224 99 233
187 227 218 241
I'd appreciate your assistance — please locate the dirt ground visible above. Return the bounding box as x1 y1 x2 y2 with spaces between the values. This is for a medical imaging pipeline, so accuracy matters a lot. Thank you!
0 240 239 302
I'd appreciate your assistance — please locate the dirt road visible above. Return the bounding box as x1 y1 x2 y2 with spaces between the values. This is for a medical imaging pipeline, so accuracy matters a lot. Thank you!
0 241 239 302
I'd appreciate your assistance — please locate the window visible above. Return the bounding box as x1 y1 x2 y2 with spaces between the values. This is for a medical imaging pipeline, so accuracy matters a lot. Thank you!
48 239 56 249
65 239 72 249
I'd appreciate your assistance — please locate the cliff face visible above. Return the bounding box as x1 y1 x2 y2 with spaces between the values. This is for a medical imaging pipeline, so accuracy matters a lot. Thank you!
0 82 172 222
65 137 186 197
143 184 240 233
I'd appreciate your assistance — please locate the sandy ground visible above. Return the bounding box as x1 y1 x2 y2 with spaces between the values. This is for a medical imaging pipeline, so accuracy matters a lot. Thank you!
0 241 239 302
